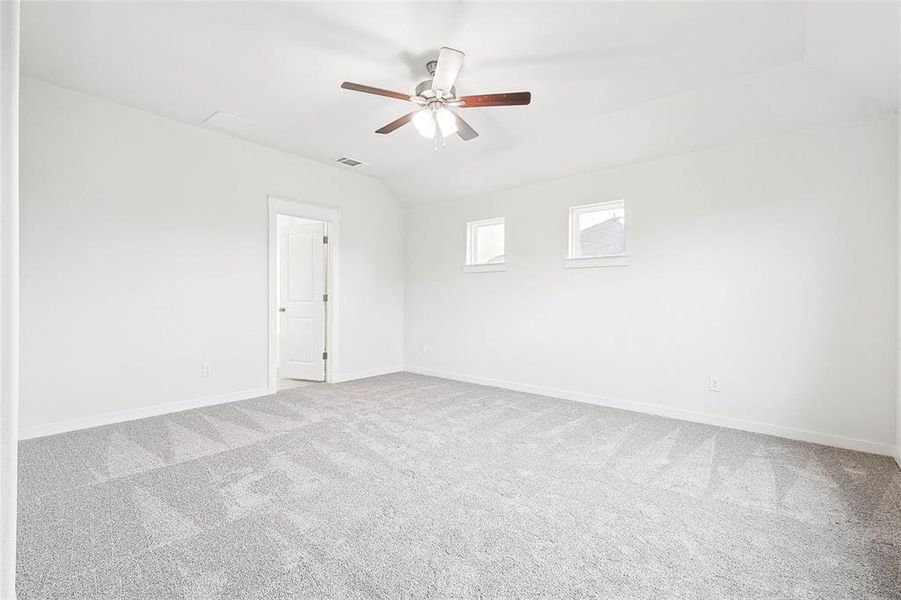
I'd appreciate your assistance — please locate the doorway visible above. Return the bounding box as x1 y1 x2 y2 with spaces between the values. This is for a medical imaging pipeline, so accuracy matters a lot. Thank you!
268 196 340 392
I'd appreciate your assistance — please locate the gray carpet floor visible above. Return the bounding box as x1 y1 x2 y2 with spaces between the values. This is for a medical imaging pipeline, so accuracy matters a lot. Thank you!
16 372 901 599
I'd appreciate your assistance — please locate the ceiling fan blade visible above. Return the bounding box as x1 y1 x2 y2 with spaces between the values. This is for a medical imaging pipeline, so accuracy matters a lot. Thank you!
432 47 465 94
460 92 532 108
453 112 478 141
375 112 417 134
341 81 411 101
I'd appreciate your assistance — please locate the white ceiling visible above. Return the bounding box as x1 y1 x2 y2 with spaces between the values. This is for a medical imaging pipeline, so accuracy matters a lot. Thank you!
21 1 900 206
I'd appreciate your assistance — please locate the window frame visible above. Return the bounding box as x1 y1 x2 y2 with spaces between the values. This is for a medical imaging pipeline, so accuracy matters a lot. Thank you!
465 217 506 268
568 200 626 258
565 200 629 269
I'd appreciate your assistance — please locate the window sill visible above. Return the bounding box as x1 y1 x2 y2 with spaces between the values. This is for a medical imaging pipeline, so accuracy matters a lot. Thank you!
463 263 507 273
564 255 630 269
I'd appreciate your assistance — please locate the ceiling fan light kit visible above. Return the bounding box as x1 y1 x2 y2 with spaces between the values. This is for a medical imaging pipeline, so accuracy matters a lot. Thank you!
413 106 457 139
341 47 531 150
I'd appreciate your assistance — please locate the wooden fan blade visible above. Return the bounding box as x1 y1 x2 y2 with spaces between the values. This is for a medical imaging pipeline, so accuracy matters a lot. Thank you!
376 112 416 134
454 112 479 141
341 81 411 101
459 92 531 107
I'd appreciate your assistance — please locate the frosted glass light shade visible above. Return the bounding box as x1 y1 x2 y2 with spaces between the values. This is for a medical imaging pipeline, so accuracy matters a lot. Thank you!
436 107 458 137
412 109 436 138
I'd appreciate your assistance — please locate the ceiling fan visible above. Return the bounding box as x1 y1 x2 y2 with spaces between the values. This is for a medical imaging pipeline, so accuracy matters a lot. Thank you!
341 47 531 149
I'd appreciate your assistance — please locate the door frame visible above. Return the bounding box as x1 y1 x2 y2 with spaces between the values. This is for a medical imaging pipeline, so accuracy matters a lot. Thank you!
268 195 340 391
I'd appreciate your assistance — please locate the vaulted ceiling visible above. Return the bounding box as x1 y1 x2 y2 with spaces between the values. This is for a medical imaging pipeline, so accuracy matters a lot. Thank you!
21 1 900 206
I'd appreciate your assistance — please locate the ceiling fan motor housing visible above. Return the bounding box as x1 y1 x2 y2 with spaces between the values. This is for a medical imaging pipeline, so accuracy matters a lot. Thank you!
415 79 455 100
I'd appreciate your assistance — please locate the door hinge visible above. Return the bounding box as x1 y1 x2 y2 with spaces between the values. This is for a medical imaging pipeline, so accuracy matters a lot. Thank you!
322 293 328 302
323 235 328 244
322 351 328 360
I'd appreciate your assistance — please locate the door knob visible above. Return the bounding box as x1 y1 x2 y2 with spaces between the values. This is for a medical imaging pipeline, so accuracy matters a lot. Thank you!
278 307 286 312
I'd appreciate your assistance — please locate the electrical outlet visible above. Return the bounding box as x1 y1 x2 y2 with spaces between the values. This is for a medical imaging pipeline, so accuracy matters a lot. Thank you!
202 364 213 378
708 376 721 392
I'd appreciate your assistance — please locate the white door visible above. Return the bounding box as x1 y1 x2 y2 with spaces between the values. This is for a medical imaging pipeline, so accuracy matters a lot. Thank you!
278 222 326 381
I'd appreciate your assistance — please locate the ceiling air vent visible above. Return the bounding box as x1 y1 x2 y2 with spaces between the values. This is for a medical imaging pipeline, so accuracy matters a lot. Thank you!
335 156 366 167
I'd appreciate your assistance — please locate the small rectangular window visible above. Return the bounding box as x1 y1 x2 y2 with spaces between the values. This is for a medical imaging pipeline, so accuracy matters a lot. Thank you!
568 200 625 259
466 217 505 265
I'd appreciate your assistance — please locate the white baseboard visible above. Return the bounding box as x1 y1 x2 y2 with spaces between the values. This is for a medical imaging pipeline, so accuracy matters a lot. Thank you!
332 365 404 384
20 368 898 460
405 366 896 457
20 366 405 440
19 387 273 440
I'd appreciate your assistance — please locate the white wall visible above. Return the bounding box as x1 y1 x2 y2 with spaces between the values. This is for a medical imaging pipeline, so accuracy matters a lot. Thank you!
406 117 898 454
19 77 404 433
897 105 901 464
895 5 901 467
0 1 19 594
